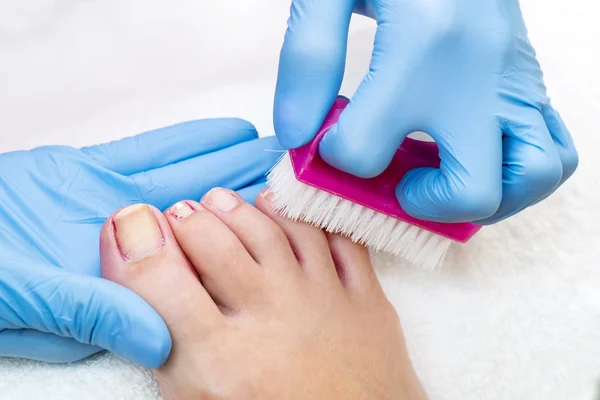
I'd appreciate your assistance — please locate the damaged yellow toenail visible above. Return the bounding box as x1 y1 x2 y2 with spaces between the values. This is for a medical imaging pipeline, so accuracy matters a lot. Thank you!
169 201 195 221
114 204 164 262
203 188 240 213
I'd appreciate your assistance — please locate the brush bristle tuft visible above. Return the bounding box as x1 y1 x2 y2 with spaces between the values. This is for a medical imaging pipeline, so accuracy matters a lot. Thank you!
266 153 452 270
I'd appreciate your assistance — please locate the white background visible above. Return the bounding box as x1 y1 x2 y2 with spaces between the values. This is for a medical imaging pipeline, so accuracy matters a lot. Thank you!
0 1 599 399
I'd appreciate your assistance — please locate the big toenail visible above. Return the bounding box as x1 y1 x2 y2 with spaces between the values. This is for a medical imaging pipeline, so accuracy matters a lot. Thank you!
114 204 164 262
202 188 240 212
169 201 195 220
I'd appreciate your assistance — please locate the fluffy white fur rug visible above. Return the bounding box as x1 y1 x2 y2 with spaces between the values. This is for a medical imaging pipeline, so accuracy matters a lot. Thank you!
0 1 598 399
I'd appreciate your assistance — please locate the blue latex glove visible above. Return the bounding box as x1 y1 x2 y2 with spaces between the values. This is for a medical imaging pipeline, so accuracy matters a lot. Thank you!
0 119 282 368
274 0 578 224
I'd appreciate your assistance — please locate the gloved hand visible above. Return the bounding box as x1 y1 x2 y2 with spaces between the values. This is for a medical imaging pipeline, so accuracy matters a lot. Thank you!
0 119 282 368
274 0 578 224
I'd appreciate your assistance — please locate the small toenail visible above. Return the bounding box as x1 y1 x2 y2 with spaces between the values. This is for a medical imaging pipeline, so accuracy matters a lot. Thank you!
113 204 164 263
169 201 195 220
259 189 273 202
202 188 240 212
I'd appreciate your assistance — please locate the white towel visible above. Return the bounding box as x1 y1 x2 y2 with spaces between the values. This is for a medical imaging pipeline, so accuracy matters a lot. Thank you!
0 1 598 399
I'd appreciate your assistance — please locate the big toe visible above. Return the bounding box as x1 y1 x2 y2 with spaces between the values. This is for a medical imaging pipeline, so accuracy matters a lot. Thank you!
100 204 223 353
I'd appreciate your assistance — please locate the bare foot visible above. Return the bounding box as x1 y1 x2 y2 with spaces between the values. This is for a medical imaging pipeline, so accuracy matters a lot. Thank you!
100 188 427 400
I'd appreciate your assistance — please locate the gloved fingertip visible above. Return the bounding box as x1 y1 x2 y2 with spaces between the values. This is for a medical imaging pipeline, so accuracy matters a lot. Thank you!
395 169 462 223
116 319 172 369
274 93 353 150
274 22 346 150
110 303 172 369
273 102 325 149
215 118 260 140
318 124 343 167
395 169 434 220
397 168 502 223
140 327 172 369
319 124 389 179
83 280 173 369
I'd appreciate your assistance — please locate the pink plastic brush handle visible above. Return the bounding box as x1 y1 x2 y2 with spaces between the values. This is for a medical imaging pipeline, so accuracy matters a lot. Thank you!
289 98 481 243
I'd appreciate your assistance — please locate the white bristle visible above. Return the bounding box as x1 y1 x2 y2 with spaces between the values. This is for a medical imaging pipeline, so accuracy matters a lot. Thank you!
266 153 452 270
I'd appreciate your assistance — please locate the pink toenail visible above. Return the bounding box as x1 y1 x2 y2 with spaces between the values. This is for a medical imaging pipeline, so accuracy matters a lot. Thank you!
202 188 240 212
169 201 195 220
259 189 273 201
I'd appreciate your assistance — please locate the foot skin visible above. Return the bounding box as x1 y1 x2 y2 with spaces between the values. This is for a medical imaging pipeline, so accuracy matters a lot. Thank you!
100 189 427 400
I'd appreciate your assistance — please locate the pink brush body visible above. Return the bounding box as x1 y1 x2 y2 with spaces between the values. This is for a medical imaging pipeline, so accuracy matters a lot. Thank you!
288 97 481 243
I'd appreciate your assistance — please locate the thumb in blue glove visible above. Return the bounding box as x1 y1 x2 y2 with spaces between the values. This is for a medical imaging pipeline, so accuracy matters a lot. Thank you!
0 119 283 367
274 0 578 224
